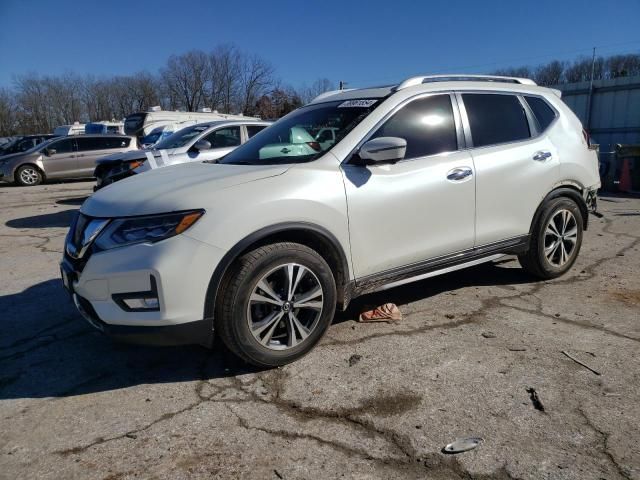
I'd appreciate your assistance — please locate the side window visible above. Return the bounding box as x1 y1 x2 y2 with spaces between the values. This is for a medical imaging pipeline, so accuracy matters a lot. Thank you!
49 138 74 154
462 93 530 148
76 137 107 151
204 126 241 148
371 94 457 159
524 96 556 132
103 137 130 149
246 125 266 139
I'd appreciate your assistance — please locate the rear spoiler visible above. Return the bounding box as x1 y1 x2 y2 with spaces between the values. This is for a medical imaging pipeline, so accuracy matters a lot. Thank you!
549 88 562 98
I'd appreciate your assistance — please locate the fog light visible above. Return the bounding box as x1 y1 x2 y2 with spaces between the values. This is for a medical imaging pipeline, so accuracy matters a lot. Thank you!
112 276 160 312
122 297 159 310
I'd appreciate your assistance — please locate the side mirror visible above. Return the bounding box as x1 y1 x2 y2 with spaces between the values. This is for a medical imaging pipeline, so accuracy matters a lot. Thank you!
192 139 212 152
44 148 56 156
357 137 406 165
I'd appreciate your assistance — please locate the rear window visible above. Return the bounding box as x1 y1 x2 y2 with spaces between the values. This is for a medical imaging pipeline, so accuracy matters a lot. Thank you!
462 94 530 148
524 96 556 132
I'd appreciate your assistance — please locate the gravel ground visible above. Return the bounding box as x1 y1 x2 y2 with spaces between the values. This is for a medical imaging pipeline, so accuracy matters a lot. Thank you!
0 180 639 480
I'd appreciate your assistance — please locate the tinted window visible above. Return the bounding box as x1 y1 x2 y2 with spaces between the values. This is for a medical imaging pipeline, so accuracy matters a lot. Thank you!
525 96 556 132
76 137 108 151
49 138 74 154
462 94 530 147
371 95 457 159
103 137 131 149
246 125 266 138
205 126 241 148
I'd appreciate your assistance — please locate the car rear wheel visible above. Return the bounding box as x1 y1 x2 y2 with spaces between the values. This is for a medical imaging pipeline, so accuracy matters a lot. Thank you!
519 197 583 279
215 242 337 367
15 165 43 186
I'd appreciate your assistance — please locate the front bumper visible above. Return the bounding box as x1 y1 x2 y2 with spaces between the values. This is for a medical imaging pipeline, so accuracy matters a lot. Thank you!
72 292 213 346
62 233 226 346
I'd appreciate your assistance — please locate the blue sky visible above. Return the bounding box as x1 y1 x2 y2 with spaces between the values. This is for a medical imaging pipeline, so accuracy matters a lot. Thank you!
1 0 639 89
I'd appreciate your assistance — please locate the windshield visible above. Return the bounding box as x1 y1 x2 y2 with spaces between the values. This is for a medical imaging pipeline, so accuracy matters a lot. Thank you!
154 124 210 150
219 99 381 165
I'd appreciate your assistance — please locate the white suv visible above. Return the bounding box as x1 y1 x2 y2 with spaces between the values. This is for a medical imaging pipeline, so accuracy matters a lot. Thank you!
61 75 600 367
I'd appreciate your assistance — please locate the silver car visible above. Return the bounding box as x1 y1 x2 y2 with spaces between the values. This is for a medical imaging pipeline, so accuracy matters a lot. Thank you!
0 134 137 186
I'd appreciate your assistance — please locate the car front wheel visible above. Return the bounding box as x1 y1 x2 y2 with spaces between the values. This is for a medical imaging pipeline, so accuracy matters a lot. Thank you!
15 165 44 186
215 242 337 367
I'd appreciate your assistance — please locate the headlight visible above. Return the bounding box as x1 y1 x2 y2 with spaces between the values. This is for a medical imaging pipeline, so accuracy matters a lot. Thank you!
94 210 204 251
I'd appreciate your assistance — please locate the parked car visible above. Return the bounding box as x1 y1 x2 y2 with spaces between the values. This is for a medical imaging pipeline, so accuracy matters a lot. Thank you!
62 74 600 367
124 106 258 143
0 134 57 157
0 134 136 186
93 120 271 190
53 123 85 136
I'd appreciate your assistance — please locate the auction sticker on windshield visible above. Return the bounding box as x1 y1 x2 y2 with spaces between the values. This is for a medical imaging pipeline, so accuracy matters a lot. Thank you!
338 99 377 108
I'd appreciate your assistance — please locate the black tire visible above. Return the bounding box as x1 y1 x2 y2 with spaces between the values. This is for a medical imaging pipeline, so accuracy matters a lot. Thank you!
519 197 583 279
15 164 44 186
215 242 337 367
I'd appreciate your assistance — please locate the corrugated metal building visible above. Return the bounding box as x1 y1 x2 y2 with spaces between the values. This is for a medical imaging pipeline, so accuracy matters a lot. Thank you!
555 76 640 192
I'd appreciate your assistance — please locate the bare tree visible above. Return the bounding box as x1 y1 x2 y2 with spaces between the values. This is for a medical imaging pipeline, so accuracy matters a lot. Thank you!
0 87 17 136
161 51 210 111
239 54 274 115
209 44 242 113
533 60 565 86
299 78 335 104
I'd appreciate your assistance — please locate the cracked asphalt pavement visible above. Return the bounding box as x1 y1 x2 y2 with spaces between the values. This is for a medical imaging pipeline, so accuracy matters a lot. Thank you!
1 180 639 479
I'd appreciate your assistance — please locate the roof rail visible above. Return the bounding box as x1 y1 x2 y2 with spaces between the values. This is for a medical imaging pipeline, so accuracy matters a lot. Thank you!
396 74 537 90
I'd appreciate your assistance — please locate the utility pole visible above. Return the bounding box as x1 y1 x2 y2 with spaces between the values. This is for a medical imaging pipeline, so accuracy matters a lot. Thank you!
585 47 596 131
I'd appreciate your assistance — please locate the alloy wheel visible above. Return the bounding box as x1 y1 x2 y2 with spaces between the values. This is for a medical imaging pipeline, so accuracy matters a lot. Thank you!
247 263 324 350
20 168 40 185
544 209 578 267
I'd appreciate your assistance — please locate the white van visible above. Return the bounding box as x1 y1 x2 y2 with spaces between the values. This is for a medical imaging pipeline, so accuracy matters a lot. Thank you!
53 122 85 136
85 121 125 135
124 106 256 143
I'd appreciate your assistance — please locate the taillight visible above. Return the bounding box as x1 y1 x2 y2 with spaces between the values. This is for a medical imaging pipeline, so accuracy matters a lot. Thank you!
306 141 321 152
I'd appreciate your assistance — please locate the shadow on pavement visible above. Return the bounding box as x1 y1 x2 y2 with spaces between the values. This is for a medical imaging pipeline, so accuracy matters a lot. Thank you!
5 209 77 229
56 196 89 206
0 261 536 400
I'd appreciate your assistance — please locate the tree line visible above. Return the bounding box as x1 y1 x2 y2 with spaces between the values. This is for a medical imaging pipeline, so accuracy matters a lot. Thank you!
0 44 335 136
1 47 639 137
492 53 640 86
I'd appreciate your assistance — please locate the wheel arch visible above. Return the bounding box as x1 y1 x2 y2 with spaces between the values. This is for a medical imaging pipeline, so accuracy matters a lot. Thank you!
15 163 46 185
203 222 352 321
529 185 589 237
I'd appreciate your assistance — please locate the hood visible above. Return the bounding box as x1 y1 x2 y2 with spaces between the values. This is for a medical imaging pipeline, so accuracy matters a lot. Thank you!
95 148 180 166
96 149 147 165
0 150 31 162
81 161 289 217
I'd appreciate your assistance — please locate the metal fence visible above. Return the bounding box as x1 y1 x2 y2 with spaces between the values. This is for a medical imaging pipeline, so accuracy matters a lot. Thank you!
554 76 640 193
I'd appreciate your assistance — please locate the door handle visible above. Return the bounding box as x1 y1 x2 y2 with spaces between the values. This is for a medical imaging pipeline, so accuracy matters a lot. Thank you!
281 147 291 154
446 167 473 182
533 151 552 161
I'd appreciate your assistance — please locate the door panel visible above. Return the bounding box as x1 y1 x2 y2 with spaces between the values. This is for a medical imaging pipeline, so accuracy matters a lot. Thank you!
458 92 560 245
41 138 78 178
344 93 476 279
472 138 559 245
343 151 476 279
